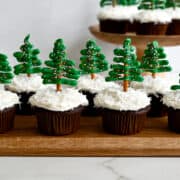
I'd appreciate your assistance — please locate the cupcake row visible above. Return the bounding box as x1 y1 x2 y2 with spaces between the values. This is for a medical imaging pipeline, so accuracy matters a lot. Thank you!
0 35 179 136
98 0 180 35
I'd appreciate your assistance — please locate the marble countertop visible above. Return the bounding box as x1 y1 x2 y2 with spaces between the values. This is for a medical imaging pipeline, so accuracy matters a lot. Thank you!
0 157 180 180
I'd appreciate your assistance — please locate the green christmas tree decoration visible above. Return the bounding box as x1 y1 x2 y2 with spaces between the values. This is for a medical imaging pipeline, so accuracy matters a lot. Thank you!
100 0 140 7
13 34 42 77
138 0 166 10
171 74 180 90
79 40 108 80
141 41 172 79
166 0 180 8
42 39 80 92
106 38 143 92
0 54 13 84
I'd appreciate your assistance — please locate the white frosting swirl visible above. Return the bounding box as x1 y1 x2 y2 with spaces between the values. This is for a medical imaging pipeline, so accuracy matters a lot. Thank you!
163 90 180 109
0 90 19 110
78 74 120 94
6 74 44 93
165 7 180 20
135 10 172 23
98 5 138 22
94 87 150 111
29 87 88 112
131 74 179 95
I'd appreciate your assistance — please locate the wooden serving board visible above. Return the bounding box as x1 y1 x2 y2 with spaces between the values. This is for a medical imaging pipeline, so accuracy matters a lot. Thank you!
1 115 180 157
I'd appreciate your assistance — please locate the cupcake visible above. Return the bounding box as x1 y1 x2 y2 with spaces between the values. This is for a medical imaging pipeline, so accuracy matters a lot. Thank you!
0 53 19 133
135 0 171 35
94 38 150 135
131 41 173 117
166 2 180 35
98 1 139 33
163 74 180 133
6 34 43 115
30 39 88 136
78 40 119 116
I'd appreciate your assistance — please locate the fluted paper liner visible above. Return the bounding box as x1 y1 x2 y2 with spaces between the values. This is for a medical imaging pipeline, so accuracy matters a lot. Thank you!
35 106 83 136
102 106 150 135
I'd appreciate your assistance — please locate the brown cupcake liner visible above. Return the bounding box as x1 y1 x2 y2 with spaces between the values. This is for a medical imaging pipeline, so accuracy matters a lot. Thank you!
102 106 150 135
166 20 180 35
136 22 168 35
99 19 129 34
0 106 16 133
148 94 167 117
168 108 180 133
35 106 84 136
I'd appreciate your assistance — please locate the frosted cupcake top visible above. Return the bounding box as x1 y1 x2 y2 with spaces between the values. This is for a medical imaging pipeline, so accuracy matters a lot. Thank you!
97 5 138 22
163 90 180 109
94 87 150 111
135 10 172 23
78 74 120 94
0 90 19 110
6 74 44 93
29 87 88 112
131 74 179 95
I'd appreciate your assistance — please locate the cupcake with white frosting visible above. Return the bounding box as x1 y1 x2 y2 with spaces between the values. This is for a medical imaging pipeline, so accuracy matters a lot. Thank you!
0 53 19 133
94 38 151 135
6 35 43 115
30 39 88 136
135 0 172 35
78 40 119 116
166 1 180 35
98 5 138 33
131 41 173 117
163 74 180 133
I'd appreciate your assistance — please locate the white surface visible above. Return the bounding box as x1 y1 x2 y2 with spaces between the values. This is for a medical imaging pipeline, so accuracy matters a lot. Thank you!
0 157 180 180
94 87 150 111
0 0 179 73
29 87 88 111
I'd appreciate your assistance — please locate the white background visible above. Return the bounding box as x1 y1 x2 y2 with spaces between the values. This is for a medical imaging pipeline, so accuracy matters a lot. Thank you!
0 0 180 179
0 0 179 73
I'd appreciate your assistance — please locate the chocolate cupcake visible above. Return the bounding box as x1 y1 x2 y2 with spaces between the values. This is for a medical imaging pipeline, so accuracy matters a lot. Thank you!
166 7 180 35
163 90 180 133
98 5 138 34
0 90 19 133
135 10 171 35
131 74 178 117
6 74 43 115
94 88 150 135
29 87 88 136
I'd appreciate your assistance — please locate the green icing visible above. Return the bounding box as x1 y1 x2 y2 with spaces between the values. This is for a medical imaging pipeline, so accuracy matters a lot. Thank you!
14 34 42 76
138 0 166 10
100 0 140 7
79 40 108 75
166 0 180 8
141 41 172 75
0 53 13 84
106 38 143 84
171 74 180 90
42 39 80 88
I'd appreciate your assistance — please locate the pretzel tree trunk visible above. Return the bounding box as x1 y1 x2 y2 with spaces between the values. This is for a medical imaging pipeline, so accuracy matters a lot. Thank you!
112 0 117 7
27 74 31 78
91 73 96 80
56 75 62 92
152 73 156 79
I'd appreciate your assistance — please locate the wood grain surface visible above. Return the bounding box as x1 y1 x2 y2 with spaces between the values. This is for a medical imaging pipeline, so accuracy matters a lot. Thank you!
0 115 180 157
89 25 180 58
